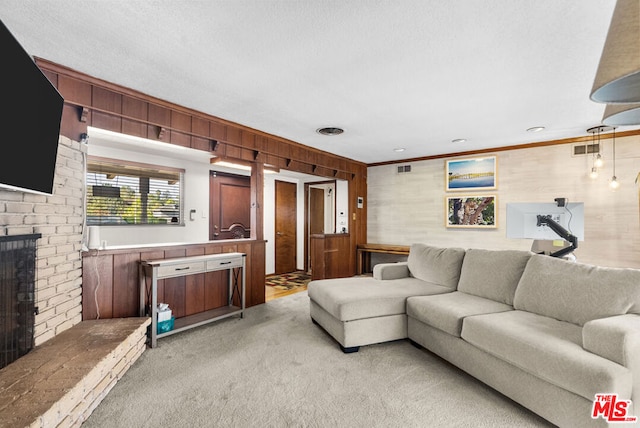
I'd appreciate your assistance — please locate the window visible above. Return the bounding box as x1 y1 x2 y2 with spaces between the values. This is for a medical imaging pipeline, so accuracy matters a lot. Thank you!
86 157 184 226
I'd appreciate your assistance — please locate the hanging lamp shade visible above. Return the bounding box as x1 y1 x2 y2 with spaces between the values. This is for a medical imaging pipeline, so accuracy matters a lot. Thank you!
590 0 640 103
602 102 640 125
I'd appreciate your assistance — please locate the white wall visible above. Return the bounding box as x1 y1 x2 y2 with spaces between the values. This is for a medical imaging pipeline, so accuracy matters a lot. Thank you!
87 133 212 247
367 134 640 269
336 179 349 233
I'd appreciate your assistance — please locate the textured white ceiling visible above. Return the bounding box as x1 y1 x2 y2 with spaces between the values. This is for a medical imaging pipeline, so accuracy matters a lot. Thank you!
0 1 627 164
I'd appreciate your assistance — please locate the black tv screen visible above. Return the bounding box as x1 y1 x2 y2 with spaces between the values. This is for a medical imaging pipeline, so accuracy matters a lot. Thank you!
1 20 64 195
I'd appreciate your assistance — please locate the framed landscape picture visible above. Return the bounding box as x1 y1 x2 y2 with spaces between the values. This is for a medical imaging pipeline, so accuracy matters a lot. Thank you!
446 195 497 229
445 156 497 191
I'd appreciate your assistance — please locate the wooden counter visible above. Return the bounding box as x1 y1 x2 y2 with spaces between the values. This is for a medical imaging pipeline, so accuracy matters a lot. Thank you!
310 234 352 280
356 243 410 275
82 239 265 321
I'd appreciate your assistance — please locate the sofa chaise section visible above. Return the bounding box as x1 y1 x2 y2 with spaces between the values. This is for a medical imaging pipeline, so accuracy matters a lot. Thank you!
308 244 465 352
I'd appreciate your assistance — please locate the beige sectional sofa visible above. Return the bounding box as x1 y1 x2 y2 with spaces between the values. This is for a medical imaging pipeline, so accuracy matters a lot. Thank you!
307 243 640 427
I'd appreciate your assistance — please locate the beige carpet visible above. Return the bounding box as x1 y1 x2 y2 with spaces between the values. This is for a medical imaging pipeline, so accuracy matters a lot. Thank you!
83 291 554 428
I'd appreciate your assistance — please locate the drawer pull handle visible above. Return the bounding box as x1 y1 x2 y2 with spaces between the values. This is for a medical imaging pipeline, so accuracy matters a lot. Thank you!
220 261 232 265
175 267 190 271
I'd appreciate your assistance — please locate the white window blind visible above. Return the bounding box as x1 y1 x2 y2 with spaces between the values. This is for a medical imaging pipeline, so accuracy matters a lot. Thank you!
86 157 184 226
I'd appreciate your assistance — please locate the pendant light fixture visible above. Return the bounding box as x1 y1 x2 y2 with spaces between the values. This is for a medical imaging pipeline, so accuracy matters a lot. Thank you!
588 128 599 179
586 126 609 176
591 0 640 104
609 127 620 190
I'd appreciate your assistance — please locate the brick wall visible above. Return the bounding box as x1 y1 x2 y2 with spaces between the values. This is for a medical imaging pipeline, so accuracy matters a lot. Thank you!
0 135 85 346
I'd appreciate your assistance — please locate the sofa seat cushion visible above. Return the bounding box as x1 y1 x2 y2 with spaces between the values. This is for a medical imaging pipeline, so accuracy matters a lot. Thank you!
406 292 513 337
307 276 451 322
461 310 632 401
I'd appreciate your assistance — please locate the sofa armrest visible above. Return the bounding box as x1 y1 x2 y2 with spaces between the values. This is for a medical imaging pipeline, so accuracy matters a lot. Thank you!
584 314 640 405
373 262 410 280
583 314 640 368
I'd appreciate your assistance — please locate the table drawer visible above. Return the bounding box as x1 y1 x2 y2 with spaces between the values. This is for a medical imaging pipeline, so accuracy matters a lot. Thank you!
157 261 205 278
207 256 243 271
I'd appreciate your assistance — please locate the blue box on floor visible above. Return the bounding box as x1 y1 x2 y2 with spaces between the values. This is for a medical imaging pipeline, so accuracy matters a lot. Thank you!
157 316 175 334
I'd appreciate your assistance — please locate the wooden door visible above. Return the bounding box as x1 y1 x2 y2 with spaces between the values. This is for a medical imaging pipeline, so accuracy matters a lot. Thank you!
309 187 325 234
210 172 251 240
275 180 297 274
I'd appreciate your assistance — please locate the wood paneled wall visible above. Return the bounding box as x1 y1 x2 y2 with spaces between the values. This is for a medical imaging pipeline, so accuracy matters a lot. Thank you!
37 57 367 281
36 58 364 182
82 240 266 320
34 57 368 320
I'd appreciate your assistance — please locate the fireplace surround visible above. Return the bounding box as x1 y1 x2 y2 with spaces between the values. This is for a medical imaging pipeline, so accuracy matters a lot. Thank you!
0 233 40 369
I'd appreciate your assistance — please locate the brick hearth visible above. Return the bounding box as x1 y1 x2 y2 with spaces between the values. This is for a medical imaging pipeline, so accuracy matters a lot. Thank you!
0 317 149 428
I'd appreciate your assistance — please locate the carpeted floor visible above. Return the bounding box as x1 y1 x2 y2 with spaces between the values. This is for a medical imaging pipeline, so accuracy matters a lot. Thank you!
82 291 554 428
265 271 311 290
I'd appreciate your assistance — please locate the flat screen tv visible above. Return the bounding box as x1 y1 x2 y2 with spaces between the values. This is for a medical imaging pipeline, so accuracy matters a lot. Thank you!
506 202 585 241
0 20 64 195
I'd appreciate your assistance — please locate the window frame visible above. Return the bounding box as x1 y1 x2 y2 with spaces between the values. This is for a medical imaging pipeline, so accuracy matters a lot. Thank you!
86 156 185 227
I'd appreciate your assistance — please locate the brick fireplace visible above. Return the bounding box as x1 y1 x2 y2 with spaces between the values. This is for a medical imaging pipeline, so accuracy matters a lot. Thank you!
0 136 148 427
0 233 40 369
0 136 84 346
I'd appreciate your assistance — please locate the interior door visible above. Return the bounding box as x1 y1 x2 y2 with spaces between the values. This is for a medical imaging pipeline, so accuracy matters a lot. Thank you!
209 171 251 240
274 180 297 274
309 187 325 234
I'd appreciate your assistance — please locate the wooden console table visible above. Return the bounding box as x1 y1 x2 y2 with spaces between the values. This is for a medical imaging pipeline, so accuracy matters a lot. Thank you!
139 252 245 347
356 243 410 275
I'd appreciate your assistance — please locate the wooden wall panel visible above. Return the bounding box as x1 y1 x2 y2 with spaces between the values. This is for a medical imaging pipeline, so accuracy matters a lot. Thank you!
81 241 267 320
112 253 140 318
57 75 91 105
40 59 366 184
241 131 256 149
148 103 171 127
93 86 121 113
226 144 242 159
170 130 191 148
122 95 148 138
82 253 113 320
249 241 266 306
192 116 209 137
210 121 227 141
226 127 242 146
91 112 121 134
171 110 191 132
184 247 205 316
203 245 225 310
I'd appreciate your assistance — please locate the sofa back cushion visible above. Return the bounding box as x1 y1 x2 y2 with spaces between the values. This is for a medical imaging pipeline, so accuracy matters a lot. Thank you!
513 254 640 326
457 249 532 305
407 243 466 290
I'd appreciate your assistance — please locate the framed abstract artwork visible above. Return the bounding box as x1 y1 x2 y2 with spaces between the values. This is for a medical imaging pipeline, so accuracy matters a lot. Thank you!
445 156 497 191
446 195 497 228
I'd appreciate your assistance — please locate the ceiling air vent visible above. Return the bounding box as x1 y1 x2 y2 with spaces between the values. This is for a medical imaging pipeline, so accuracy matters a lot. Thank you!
397 165 412 174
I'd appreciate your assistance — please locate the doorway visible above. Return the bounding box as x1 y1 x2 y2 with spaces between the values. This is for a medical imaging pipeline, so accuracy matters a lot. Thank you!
274 180 297 274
